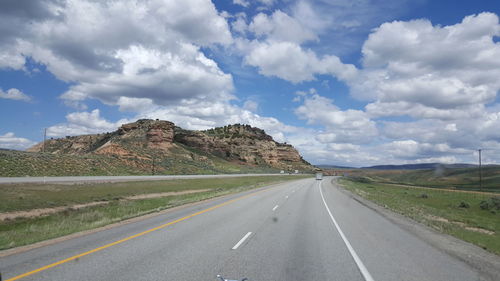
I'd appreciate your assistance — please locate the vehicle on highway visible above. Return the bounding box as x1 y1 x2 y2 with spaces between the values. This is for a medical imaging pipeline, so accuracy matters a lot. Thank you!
217 275 248 281
316 172 323 180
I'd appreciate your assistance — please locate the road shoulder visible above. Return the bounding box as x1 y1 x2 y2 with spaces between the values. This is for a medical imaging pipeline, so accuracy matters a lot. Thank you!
332 177 500 281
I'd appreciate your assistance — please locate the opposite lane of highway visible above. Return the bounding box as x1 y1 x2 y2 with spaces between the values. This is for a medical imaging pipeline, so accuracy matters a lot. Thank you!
0 173 292 184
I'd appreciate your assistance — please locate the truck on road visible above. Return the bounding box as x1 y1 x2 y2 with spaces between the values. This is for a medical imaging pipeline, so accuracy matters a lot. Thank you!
315 172 323 180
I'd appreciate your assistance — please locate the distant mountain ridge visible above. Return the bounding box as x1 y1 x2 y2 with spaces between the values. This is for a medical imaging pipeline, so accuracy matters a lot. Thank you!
316 163 485 170
362 163 478 170
315 164 355 169
11 119 313 176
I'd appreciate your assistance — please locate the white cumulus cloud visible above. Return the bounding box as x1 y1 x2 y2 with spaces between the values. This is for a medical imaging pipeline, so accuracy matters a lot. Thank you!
243 40 357 83
47 109 130 137
356 12 500 120
0 88 32 102
234 9 357 84
249 10 317 44
233 0 249 8
295 92 378 144
0 0 234 109
0 132 36 150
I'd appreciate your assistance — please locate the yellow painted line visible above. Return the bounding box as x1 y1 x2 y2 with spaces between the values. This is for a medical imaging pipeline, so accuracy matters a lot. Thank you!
5 188 271 281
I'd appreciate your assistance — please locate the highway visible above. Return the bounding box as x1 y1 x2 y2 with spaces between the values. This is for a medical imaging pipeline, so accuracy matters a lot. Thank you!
0 177 489 281
0 174 288 184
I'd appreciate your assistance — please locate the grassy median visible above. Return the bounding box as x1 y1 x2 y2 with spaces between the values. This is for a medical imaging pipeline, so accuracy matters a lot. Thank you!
0 175 310 250
338 177 500 255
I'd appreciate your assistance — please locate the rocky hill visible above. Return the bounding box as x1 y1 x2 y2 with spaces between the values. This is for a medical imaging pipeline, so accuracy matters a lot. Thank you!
175 124 305 167
10 119 313 176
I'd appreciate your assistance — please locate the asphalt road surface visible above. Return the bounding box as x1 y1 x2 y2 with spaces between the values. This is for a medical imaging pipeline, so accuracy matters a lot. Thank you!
0 177 488 281
0 174 288 184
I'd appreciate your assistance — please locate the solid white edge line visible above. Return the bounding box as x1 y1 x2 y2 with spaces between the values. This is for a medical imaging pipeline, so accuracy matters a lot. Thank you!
319 180 375 281
232 232 252 250
272 205 279 211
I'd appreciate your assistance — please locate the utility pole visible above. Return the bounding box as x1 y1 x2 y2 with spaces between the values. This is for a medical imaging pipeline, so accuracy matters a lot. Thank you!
152 155 155 175
479 149 482 191
42 128 47 153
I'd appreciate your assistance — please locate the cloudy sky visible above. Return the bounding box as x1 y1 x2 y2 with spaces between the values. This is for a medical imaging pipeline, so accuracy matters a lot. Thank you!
1 0 499 167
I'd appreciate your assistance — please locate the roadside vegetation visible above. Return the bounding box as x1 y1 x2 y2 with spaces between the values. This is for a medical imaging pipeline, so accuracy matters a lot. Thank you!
353 166 500 193
338 176 500 255
0 149 279 177
0 175 309 250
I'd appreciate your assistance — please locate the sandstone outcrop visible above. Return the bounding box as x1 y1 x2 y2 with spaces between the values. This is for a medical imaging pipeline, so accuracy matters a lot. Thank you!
28 120 312 171
174 124 310 170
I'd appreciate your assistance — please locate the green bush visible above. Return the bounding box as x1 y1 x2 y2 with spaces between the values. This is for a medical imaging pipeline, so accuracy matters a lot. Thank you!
348 176 373 183
479 196 500 211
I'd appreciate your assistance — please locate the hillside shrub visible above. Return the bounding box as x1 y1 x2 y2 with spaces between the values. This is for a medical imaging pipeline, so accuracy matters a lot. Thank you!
479 196 500 211
348 176 373 183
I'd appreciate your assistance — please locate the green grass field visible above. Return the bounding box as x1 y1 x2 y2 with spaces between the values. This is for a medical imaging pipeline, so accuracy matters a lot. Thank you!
0 175 309 250
358 166 500 193
339 177 500 255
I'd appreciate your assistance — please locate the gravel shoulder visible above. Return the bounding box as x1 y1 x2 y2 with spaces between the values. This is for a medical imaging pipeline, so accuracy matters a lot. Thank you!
334 177 500 281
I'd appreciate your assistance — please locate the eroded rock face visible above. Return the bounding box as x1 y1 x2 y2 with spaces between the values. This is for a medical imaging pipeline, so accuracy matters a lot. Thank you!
117 119 175 150
174 124 309 169
27 134 108 154
146 122 174 149
118 123 139 134
27 120 312 171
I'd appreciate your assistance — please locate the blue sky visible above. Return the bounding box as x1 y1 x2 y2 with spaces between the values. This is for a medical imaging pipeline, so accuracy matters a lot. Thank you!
1 0 500 166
